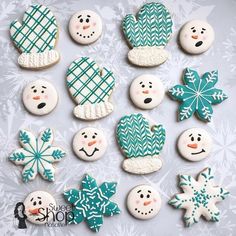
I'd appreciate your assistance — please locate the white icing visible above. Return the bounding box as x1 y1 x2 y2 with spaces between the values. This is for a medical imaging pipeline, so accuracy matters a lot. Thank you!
69 10 102 45
127 185 161 220
22 80 58 116
23 191 56 225
128 46 169 67
177 128 213 161
179 20 215 54
73 127 107 161
130 74 165 110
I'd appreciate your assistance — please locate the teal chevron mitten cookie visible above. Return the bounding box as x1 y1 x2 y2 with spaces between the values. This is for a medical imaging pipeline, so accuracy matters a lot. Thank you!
64 174 120 232
169 68 228 122
116 113 166 174
66 57 115 120
10 5 60 69
122 2 173 67
169 168 229 227
9 128 65 182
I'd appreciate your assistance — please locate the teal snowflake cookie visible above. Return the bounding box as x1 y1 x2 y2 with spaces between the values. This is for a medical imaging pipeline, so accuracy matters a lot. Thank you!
64 174 120 232
9 128 65 182
169 168 229 227
10 5 60 69
169 68 228 122
66 57 115 120
122 2 173 67
116 113 165 174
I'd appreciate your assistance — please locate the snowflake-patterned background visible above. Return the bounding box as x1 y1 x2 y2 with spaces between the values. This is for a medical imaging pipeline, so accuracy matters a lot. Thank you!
0 0 235 235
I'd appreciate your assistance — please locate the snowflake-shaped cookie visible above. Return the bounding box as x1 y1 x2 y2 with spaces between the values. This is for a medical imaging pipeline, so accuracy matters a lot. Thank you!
9 128 65 182
169 168 229 227
169 68 228 122
64 174 120 232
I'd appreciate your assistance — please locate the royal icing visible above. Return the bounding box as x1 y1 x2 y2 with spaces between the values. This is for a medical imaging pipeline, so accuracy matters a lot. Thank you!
179 20 215 54
69 10 102 45
127 185 161 220
116 113 165 174
9 128 66 182
66 57 115 120
178 128 213 162
73 127 107 161
22 80 58 116
169 68 228 122
24 191 56 224
130 74 165 110
64 174 120 232
10 5 60 69
169 168 229 227
122 2 173 67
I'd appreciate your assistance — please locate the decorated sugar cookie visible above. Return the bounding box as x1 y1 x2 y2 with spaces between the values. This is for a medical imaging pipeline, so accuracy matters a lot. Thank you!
66 57 115 120
130 74 165 109
116 113 165 174
169 68 228 122
122 2 173 67
10 5 60 69
169 168 229 227
179 20 214 54
69 10 102 45
64 174 120 232
22 80 58 116
73 127 107 161
178 128 213 161
24 191 56 224
127 185 161 220
9 128 66 182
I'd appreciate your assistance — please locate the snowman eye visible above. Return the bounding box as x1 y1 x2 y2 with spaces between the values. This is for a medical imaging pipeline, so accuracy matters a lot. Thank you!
147 194 150 198
92 135 96 139
84 135 87 138
33 201 37 206
141 85 145 88
192 29 196 33
191 137 194 142
197 137 201 141
38 201 42 205
201 31 204 34
140 194 144 198
41 90 44 93
149 85 152 88
80 18 83 23
86 18 89 23
33 89 37 93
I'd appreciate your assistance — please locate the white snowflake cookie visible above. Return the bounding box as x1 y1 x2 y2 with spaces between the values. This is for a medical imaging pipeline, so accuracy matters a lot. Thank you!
169 168 229 227
127 185 161 220
69 10 102 45
73 127 107 161
24 191 56 224
177 128 213 161
129 74 165 110
9 128 66 182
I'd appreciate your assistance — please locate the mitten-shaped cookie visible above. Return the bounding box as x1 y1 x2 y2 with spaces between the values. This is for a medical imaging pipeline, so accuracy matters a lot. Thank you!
66 57 115 120
10 5 60 69
122 2 173 67
116 113 166 174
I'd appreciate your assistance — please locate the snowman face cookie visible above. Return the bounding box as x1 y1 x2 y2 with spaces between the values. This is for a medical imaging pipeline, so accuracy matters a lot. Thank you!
179 20 214 54
130 75 165 110
23 191 56 224
73 127 107 161
22 80 58 116
69 10 102 45
177 128 213 161
127 185 161 220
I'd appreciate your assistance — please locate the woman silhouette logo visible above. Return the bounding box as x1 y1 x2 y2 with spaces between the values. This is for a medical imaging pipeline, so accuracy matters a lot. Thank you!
14 202 27 229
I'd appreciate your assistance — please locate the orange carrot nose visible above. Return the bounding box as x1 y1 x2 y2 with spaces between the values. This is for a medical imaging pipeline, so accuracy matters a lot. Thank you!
33 96 40 100
191 35 198 39
187 143 198 149
143 201 152 206
88 140 97 146
83 25 90 30
142 90 149 94
29 208 40 215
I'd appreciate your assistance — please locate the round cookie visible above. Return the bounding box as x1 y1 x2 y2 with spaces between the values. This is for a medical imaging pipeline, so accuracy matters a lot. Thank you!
130 74 165 110
69 10 102 45
22 80 58 116
177 128 213 161
127 185 161 220
73 127 107 161
179 20 214 54
23 191 56 224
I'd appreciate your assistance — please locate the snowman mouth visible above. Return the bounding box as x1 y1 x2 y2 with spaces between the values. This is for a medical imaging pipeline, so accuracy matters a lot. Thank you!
77 31 95 39
79 147 99 157
195 41 203 47
191 149 205 155
135 207 154 215
144 98 152 104
37 102 46 109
